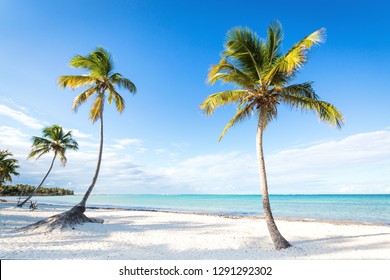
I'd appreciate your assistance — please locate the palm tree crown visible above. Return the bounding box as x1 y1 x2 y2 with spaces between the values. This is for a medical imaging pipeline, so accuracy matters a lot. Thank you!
29 125 79 165
201 21 343 138
58 47 136 122
0 150 20 185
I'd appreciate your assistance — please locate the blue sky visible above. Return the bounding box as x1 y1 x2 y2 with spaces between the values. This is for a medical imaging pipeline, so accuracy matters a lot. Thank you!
1 0 389 194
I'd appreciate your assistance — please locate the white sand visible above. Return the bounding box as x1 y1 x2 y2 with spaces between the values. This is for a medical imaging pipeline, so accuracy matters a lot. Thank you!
0 202 389 260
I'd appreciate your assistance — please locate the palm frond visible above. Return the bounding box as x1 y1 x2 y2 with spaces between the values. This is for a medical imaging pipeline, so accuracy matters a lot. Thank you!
110 73 136 93
265 20 283 62
69 55 99 72
72 87 97 111
0 150 13 160
58 75 97 89
208 58 254 88
61 131 79 150
281 94 343 128
57 149 67 167
218 103 255 141
264 28 326 82
224 27 266 81
28 147 51 160
89 94 105 122
92 47 114 75
107 84 125 113
277 82 319 99
200 90 248 116
0 150 20 181
31 136 52 148
42 125 62 140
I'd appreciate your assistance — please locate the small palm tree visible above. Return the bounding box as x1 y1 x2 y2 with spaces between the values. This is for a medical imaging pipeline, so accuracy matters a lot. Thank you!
17 125 78 207
201 22 343 249
0 150 20 186
58 46 136 211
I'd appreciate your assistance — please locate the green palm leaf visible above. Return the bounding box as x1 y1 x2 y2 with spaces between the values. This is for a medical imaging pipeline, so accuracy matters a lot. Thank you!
224 27 266 82
281 94 343 128
218 103 255 141
58 76 97 89
89 94 104 122
72 87 97 111
200 90 248 116
264 28 326 82
0 150 20 185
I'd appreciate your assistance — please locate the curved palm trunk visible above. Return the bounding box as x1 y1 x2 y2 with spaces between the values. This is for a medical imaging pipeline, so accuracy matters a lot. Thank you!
77 111 104 211
256 114 291 250
17 154 57 207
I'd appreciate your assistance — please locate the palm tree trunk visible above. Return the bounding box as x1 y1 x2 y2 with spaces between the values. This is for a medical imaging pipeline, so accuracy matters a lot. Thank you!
256 113 291 250
77 111 104 211
17 154 57 207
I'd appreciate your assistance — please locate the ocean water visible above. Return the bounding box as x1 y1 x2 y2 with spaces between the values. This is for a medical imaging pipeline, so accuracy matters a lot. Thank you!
5 194 390 225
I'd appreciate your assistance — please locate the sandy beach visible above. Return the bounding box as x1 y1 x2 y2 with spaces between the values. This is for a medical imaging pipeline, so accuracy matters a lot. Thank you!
0 202 389 260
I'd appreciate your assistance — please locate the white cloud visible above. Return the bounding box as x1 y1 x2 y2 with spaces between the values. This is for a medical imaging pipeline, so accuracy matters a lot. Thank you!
65 128 93 139
108 138 142 150
0 126 31 156
0 104 45 129
266 129 390 193
154 152 258 193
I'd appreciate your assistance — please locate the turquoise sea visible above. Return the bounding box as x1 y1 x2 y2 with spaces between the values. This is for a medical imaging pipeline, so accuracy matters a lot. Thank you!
5 194 390 225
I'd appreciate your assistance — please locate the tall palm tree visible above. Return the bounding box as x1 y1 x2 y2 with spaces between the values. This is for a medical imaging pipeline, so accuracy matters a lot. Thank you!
17 125 79 207
201 22 343 250
58 46 136 212
0 150 20 186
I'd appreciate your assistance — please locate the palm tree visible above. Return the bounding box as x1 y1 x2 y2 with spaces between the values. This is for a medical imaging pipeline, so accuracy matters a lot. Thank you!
0 150 20 186
17 125 79 207
201 21 343 250
58 46 136 212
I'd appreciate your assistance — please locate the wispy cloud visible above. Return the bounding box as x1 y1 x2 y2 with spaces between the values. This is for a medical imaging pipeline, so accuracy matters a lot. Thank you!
154 152 258 193
0 126 31 156
0 104 46 129
109 138 142 150
266 129 390 193
64 128 93 139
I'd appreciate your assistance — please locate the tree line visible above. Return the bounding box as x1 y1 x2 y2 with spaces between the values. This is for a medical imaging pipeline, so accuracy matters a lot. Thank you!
0 184 74 196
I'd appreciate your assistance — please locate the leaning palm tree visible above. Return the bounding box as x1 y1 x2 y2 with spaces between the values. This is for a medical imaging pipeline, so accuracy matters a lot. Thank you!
17 125 79 207
201 21 343 249
0 150 20 186
19 47 137 230
59 46 136 210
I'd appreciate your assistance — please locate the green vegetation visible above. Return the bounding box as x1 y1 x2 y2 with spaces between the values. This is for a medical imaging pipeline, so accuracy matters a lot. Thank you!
1 184 74 196
17 125 79 207
201 21 343 249
0 150 20 186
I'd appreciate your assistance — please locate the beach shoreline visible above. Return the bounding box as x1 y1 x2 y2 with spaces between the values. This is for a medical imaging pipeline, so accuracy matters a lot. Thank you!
1 197 388 227
1 201 389 260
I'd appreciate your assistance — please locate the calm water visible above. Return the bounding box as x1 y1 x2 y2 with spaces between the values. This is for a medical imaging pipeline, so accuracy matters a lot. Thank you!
5 194 390 225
